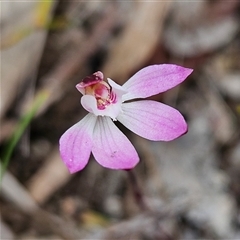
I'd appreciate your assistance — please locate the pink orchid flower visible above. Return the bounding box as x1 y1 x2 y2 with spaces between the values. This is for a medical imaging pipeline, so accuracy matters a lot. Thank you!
59 64 193 173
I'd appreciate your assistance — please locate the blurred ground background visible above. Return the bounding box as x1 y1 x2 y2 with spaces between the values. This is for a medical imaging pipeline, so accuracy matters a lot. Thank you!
1 1 240 239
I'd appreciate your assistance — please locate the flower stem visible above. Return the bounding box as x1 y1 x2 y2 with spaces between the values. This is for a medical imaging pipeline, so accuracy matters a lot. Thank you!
125 169 149 211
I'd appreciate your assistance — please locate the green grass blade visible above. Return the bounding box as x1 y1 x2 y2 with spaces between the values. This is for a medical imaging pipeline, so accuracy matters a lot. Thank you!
0 91 48 182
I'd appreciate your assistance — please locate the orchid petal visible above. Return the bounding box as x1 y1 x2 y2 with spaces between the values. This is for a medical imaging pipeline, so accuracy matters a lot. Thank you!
107 78 127 96
122 64 193 101
92 117 139 169
117 100 187 141
81 95 122 120
81 95 101 115
59 113 97 173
